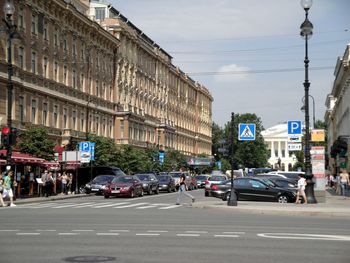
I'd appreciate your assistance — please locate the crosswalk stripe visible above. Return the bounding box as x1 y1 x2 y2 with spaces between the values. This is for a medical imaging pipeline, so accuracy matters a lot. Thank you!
159 205 182 209
51 202 92 208
113 203 149 208
93 202 129 208
136 205 157 209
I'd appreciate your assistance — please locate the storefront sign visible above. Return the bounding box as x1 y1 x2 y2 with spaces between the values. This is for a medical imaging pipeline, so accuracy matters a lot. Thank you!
311 129 325 142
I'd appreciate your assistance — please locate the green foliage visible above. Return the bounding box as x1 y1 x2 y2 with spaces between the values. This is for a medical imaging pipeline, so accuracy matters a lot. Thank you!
17 126 55 160
219 113 269 169
88 134 119 166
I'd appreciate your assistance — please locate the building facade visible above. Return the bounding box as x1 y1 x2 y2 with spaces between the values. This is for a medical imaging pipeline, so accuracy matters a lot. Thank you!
0 0 213 157
261 123 297 171
325 43 350 174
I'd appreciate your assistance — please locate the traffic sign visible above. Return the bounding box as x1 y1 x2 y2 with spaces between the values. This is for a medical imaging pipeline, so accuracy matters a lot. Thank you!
79 141 95 162
238 123 255 141
287 120 302 135
288 143 302 151
288 134 302 143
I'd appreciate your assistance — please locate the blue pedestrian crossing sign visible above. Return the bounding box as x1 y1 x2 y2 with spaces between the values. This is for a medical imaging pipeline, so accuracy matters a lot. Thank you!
238 123 256 141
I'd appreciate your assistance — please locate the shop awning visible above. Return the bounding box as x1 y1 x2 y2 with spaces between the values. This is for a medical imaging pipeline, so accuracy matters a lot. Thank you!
0 150 46 164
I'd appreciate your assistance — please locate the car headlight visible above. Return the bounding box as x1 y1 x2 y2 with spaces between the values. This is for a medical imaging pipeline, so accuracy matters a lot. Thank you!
143 183 149 187
85 184 91 188
122 186 130 191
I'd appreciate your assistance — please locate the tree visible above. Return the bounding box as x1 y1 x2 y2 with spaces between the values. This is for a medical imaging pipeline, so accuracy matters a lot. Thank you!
87 134 119 166
223 113 269 169
17 126 55 160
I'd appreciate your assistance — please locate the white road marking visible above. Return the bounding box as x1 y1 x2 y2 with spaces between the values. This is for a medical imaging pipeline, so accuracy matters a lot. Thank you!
258 233 350 241
214 234 239 238
72 230 94 232
223 232 246 234
72 202 98 208
186 231 208 234
58 233 80 236
113 203 149 208
159 205 181 209
51 203 90 208
96 233 120 236
177 234 200 237
93 202 129 208
16 233 40 236
136 205 157 209
135 233 160 236
36 229 56 232
0 230 19 232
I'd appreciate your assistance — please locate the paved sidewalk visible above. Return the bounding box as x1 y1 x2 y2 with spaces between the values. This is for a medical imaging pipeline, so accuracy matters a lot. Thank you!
193 189 350 218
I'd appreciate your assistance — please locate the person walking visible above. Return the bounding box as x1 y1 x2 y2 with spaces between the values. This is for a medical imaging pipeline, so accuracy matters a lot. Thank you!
295 174 307 204
176 169 195 205
339 169 350 199
0 174 6 207
2 171 16 207
61 172 68 195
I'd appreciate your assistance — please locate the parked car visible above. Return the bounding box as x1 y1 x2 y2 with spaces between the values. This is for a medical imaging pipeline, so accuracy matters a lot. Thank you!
204 175 228 196
83 175 117 195
169 171 192 190
257 176 298 191
135 173 159 195
156 174 176 192
103 175 143 198
218 177 296 203
267 171 304 181
195 174 210 188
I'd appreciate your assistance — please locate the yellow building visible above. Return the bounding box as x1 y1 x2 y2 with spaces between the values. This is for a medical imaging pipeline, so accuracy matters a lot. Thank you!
0 0 213 156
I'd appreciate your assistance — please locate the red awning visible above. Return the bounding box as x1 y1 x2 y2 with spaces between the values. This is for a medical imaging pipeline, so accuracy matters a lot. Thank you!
43 161 60 170
0 150 46 164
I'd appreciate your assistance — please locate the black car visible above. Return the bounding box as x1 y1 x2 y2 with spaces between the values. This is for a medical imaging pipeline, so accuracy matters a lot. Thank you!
156 174 176 192
84 175 117 195
212 177 296 203
135 173 159 195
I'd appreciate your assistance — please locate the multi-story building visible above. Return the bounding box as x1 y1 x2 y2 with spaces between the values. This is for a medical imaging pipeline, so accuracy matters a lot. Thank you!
0 0 213 157
325 43 350 174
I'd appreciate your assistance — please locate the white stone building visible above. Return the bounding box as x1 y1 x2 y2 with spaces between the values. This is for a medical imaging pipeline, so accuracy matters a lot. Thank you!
261 123 297 171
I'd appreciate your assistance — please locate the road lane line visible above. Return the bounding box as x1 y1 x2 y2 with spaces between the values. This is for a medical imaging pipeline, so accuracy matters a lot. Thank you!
109 230 130 232
16 233 40 236
136 233 160 236
223 232 246 234
159 205 181 209
94 202 129 208
258 233 350 241
214 234 239 238
36 229 56 232
136 205 157 209
51 203 90 208
147 230 169 233
96 233 120 236
72 230 94 232
177 234 200 237
186 231 208 234
0 230 19 232
58 233 80 236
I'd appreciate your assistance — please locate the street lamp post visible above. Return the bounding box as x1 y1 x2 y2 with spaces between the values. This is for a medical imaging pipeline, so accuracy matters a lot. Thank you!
300 0 317 203
227 112 237 206
3 0 16 167
301 95 315 128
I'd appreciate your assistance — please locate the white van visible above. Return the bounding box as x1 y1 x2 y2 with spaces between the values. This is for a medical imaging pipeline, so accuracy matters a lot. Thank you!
225 169 246 178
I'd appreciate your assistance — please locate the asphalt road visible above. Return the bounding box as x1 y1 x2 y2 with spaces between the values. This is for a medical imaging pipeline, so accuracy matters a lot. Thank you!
1 190 349 263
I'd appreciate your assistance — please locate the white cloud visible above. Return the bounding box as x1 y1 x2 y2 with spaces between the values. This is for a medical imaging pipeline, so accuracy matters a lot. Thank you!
215 64 250 83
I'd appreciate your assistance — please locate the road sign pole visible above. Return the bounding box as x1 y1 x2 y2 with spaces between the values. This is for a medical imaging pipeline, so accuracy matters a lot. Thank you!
228 112 237 206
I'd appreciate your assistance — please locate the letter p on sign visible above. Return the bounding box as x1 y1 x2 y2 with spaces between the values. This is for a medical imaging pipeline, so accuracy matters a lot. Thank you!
287 121 302 135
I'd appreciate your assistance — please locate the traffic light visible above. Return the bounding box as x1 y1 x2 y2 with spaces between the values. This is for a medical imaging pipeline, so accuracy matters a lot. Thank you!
9 127 17 146
1 126 10 147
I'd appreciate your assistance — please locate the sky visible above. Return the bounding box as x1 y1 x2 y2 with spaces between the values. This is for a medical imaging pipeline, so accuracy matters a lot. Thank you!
109 0 349 129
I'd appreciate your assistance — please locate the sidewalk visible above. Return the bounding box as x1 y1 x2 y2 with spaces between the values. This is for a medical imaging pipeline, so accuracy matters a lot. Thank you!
192 188 350 218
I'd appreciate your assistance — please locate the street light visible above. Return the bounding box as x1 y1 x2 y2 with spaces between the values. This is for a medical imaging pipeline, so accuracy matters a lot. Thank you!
301 94 315 128
3 0 16 168
300 0 317 203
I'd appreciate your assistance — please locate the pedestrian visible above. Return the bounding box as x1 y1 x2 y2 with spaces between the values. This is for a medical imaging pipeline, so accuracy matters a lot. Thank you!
2 171 16 207
0 174 6 207
295 174 307 204
41 170 53 197
67 173 73 194
176 168 195 205
339 169 350 199
61 172 68 195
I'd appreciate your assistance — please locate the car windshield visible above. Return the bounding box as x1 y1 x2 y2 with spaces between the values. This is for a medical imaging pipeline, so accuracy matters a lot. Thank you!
211 176 225 181
260 178 276 187
92 176 114 183
158 176 169 182
136 174 150 181
170 173 182 178
112 176 134 184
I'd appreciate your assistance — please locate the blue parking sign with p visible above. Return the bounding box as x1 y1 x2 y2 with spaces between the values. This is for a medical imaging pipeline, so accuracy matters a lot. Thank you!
287 120 302 135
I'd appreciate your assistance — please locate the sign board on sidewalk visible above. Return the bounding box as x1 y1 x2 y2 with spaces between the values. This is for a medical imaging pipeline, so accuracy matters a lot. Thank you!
288 143 302 151
238 123 255 141
311 129 325 142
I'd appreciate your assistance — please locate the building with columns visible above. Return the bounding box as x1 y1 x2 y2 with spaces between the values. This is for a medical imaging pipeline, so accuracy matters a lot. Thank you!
0 0 213 157
261 123 297 171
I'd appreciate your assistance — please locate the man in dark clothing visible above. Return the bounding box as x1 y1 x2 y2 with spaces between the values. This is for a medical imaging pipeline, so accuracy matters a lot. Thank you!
176 169 195 205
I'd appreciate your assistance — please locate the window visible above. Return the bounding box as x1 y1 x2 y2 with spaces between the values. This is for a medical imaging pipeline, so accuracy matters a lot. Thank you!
54 29 58 47
18 47 24 69
81 112 85 131
80 74 84 90
31 52 37 74
96 80 99 97
72 70 76 89
43 57 48 78
63 65 67 84
19 96 25 122
72 39 77 57
120 120 124 138
31 99 37 123
43 20 48 40
63 108 68 128
31 14 37 35
18 7 24 30
72 110 77 130
95 7 106 21
54 61 58 81
53 105 58 127
63 37 67 52
42 102 48 125
95 116 99 134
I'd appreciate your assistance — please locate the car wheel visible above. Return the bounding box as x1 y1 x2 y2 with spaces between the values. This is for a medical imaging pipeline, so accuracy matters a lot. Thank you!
155 187 159 195
148 188 153 195
130 190 135 198
205 191 209 197
139 189 144 197
278 195 289 203
104 195 110 199
222 192 230 201
168 186 172 193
